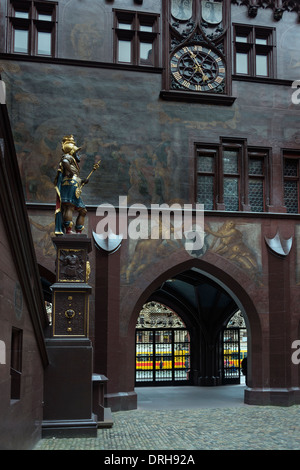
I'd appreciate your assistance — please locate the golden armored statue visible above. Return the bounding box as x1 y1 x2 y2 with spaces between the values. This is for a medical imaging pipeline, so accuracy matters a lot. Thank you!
54 135 100 235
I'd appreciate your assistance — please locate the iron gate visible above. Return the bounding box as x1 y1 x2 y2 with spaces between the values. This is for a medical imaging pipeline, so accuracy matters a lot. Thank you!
135 328 191 386
223 327 241 384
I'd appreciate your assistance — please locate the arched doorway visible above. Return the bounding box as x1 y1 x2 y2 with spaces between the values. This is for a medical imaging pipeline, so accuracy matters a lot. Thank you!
135 302 191 386
120 251 265 413
130 265 254 390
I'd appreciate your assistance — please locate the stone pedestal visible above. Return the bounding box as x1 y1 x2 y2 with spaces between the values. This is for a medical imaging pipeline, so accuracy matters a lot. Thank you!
51 235 91 337
42 338 98 437
42 235 98 437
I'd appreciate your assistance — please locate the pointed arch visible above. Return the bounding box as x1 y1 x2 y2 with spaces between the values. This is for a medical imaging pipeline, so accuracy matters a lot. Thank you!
124 251 263 391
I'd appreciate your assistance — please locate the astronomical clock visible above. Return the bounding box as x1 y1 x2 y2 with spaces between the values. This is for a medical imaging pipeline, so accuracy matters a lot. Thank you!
161 0 235 105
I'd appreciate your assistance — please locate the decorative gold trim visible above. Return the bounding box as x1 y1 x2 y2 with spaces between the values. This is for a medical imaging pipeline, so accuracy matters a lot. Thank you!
86 260 91 282
52 290 88 337
64 308 75 319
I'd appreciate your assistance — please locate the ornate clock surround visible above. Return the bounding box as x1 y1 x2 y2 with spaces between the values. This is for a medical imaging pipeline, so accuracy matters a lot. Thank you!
160 0 236 105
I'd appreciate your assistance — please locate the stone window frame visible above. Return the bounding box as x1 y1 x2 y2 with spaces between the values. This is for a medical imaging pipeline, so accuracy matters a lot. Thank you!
195 139 269 212
7 0 57 57
113 9 160 67
233 24 276 79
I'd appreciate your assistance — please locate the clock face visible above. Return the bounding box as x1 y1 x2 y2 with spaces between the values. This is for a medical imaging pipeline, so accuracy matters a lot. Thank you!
171 44 226 92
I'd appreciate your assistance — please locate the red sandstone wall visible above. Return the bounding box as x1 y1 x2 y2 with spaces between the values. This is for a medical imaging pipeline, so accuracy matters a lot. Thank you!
0 210 44 450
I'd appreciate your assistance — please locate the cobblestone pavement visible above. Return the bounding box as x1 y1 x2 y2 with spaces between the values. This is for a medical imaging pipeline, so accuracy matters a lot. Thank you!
35 405 300 451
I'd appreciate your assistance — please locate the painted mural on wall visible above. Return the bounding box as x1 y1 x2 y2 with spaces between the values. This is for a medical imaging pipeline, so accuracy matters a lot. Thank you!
29 215 56 259
2 58 293 211
121 219 183 284
1 61 242 208
203 221 262 283
121 220 262 285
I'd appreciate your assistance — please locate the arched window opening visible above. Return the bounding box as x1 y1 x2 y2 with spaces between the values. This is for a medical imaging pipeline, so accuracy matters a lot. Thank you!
223 310 248 384
135 302 191 386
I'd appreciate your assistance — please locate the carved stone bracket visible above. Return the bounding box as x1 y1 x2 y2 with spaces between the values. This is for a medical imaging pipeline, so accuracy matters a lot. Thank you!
265 230 293 257
93 231 123 254
231 0 300 21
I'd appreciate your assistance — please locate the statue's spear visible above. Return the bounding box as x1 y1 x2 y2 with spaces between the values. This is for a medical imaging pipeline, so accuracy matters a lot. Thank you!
75 160 101 198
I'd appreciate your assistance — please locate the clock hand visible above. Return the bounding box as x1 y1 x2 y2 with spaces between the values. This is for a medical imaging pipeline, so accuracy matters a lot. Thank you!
193 63 209 81
196 65 209 81
187 50 209 81
187 50 201 67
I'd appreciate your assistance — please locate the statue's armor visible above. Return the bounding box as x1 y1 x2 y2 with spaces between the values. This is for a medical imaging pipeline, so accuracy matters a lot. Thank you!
57 153 85 209
62 154 82 185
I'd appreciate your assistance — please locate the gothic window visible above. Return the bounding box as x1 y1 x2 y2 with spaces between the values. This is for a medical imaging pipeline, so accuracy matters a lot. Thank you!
113 10 159 67
284 155 299 213
248 151 266 212
233 24 275 78
7 0 57 57
196 148 216 211
223 148 240 211
196 141 268 212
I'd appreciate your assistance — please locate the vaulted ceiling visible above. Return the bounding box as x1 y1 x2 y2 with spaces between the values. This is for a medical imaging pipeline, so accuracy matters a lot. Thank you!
148 267 239 338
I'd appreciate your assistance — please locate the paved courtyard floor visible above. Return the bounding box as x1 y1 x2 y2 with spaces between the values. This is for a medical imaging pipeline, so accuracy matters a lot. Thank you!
34 385 300 451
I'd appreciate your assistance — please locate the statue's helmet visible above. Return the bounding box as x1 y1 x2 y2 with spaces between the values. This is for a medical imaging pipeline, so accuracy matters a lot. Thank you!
62 135 81 155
